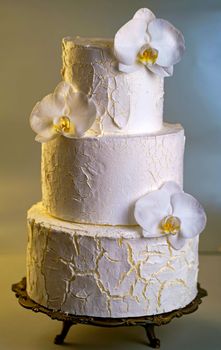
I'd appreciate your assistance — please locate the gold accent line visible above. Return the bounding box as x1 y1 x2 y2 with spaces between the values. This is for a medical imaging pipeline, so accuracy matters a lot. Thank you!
157 281 167 308
73 235 80 256
118 237 124 247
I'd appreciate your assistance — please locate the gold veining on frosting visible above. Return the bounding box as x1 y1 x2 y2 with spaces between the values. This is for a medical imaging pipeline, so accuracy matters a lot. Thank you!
27 203 198 318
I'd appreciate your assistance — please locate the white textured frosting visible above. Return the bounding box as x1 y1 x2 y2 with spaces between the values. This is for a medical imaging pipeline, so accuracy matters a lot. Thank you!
62 37 164 135
42 123 185 225
27 203 198 318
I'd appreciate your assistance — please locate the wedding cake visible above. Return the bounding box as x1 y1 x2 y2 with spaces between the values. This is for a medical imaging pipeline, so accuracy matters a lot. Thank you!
27 8 206 318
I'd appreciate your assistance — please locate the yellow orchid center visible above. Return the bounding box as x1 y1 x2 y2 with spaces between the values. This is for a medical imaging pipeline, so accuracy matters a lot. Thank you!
159 215 181 235
138 47 158 65
54 116 74 134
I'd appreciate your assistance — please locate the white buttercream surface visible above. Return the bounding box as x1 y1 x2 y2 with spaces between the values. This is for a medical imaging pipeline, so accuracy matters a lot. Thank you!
27 203 199 318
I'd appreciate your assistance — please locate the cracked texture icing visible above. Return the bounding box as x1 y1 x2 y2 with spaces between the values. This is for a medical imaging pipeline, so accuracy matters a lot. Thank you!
27 203 198 318
62 37 164 135
26 10 204 319
42 123 185 225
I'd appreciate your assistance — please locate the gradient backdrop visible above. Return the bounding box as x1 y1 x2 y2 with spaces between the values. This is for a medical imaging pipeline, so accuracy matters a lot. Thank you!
1 0 221 256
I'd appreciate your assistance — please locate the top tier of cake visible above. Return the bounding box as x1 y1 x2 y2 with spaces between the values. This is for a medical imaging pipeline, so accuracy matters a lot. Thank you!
62 37 164 136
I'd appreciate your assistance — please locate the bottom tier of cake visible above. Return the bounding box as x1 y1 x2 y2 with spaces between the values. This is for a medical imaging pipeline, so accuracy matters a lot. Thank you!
27 203 199 318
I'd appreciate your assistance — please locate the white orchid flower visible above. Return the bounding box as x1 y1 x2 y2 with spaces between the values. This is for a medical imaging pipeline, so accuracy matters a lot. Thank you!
134 182 207 250
30 82 97 143
114 8 185 77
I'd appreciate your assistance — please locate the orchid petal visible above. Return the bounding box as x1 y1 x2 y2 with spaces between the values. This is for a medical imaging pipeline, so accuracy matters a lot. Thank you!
54 81 73 97
114 18 149 66
133 8 155 24
171 193 207 238
148 18 185 67
147 64 174 77
134 189 172 237
118 62 141 73
161 181 182 196
30 92 65 141
66 91 97 137
35 133 57 143
168 234 186 250
164 65 174 76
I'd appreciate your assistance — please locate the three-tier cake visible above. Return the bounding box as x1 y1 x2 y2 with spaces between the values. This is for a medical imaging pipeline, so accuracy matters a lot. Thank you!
27 8 206 318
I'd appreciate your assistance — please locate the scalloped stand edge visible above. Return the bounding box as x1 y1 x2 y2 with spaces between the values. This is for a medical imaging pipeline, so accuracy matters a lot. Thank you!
12 278 207 349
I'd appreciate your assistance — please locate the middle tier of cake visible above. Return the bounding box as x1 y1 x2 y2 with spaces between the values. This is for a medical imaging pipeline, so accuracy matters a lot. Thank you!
42 123 185 225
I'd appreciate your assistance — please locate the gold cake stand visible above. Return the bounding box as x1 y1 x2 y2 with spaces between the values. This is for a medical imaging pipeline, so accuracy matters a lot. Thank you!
12 278 207 348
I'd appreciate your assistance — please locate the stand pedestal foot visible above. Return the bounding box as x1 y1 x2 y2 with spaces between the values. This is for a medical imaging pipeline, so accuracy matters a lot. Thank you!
143 324 160 348
54 320 74 345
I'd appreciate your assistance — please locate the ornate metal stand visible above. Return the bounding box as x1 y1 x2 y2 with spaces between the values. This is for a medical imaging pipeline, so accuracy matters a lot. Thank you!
12 278 207 348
